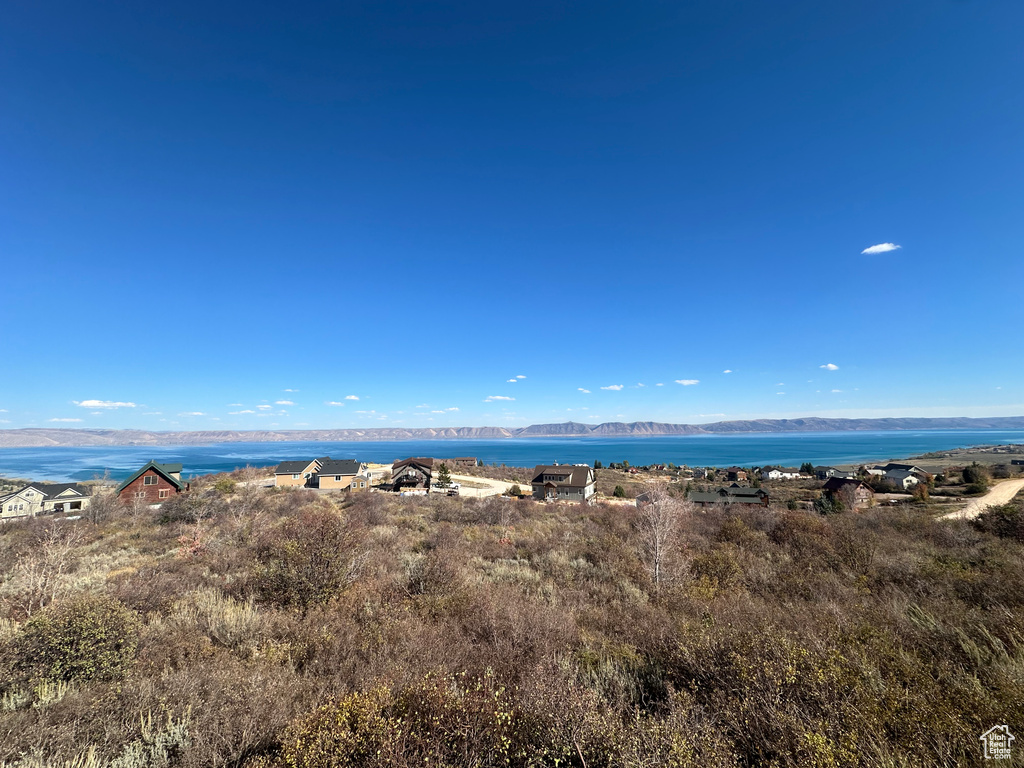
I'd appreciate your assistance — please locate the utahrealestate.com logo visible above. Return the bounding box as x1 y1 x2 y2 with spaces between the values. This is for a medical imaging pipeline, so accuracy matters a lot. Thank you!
980 725 1015 760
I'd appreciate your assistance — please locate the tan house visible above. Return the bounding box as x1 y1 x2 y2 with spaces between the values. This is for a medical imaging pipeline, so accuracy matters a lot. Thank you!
314 459 365 490
0 483 92 520
530 464 596 502
274 458 325 487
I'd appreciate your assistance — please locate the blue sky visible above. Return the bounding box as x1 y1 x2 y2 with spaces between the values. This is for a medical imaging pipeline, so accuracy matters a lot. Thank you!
2 0 1022 431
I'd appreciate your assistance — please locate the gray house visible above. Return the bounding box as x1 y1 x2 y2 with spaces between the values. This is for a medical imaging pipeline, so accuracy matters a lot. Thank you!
687 485 770 507
531 465 596 502
392 457 434 491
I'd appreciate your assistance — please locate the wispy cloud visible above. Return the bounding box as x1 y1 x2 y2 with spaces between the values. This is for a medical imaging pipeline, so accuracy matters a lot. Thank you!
831 389 843 393
861 242 901 255
655 383 664 387
675 379 700 386
49 418 83 423
230 410 256 414
283 388 299 392
776 392 785 396
506 379 518 383
179 412 205 416
636 383 646 388
75 400 136 409
345 395 359 401
257 405 273 410
516 375 526 379
228 403 244 407
820 363 839 371
600 384 624 391
0 409 7 412
723 369 733 374
578 388 591 394
326 401 346 407
484 395 515 402
431 410 445 414
446 407 459 411
275 400 294 405
0 419 9 424
143 411 162 415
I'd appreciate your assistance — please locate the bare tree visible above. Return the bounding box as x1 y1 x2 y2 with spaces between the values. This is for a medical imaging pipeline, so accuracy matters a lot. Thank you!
635 483 688 591
6 523 83 617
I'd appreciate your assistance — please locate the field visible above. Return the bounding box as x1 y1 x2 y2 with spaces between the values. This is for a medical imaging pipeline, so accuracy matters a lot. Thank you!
0 475 1022 767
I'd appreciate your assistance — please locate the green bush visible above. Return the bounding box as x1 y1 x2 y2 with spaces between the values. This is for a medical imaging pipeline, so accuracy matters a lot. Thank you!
613 485 627 498
14 594 141 684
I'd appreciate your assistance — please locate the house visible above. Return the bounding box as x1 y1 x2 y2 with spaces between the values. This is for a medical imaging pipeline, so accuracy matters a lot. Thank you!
0 485 48 520
815 466 855 480
821 477 874 510
314 459 365 490
1012 459 1024 466
37 483 92 515
760 467 802 480
273 458 326 487
884 468 920 490
392 457 434 491
687 485 770 507
116 461 189 504
724 467 748 482
862 465 886 477
531 464 596 502
880 462 928 476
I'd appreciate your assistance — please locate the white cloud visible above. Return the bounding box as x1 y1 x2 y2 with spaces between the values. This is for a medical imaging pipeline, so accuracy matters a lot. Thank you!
776 392 785 396
179 412 205 416
601 384 624 391
776 383 785 387
143 411 162 415
578 388 591 394
49 418 83 423
723 369 733 374
431 410 445 414
507 379 517 383
283 388 299 392
230 410 256 414
275 400 294 405
0 409 7 412
257 405 273 410
516 375 526 379
326 401 345 406
820 363 839 371
675 379 700 386
0 419 9 424
228 403 244 407
831 389 843 393
861 242 901 255
636 383 646 388
345 395 359 401
446 407 459 411
484 395 515 402
91 411 102 415
655 383 664 387
75 400 136 409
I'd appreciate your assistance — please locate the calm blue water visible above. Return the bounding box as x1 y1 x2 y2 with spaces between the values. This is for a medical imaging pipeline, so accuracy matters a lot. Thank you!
0 430 1022 482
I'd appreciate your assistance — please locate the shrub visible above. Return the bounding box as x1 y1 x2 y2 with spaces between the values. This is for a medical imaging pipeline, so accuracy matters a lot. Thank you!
14 593 141 684
253 505 364 610
972 502 1024 542
613 485 627 498
214 478 237 494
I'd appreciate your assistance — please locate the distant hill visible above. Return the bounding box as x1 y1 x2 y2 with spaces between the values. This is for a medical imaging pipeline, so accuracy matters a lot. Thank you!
1 416 1023 447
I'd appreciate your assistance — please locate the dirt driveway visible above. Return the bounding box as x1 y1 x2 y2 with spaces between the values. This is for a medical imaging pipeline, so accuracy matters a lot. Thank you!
941 477 1024 520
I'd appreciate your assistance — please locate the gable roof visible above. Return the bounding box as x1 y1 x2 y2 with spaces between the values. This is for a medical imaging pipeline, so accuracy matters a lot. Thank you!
319 459 362 476
688 486 768 504
275 459 320 474
116 461 186 493
35 483 90 499
393 457 434 472
822 477 871 492
531 465 595 487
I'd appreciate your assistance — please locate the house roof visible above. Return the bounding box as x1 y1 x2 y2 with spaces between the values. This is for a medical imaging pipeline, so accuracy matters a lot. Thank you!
530 465 595 487
35 483 90 499
393 457 434 471
688 486 768 504
822 477 870 492
882 463 924 473
116 461 187 493
275 459 319 474
319 459 362 476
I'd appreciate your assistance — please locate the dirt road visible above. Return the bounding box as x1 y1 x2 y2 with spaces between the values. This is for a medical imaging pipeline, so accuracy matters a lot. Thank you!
941 477 1024 520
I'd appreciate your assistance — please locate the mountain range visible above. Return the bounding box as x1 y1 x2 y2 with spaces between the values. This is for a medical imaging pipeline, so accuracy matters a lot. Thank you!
1 416 1023 447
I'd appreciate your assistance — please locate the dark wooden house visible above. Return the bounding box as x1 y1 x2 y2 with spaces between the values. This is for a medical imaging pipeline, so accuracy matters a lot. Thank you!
116 461 188 504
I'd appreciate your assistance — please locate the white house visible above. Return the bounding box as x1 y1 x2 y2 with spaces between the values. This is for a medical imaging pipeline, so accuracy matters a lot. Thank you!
760 467 802 480
885 469 920 490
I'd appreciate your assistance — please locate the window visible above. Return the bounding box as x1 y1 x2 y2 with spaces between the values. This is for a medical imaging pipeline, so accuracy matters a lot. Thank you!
135 492 146 499
144 475 158 486
292 474 301 479
159 489 169 499
335 476 341 481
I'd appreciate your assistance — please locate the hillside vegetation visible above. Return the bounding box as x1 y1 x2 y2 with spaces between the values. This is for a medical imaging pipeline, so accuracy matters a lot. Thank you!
0 480 1022 767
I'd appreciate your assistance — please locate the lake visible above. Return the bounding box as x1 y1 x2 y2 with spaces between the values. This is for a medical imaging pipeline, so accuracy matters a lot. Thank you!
1 429 1023 482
